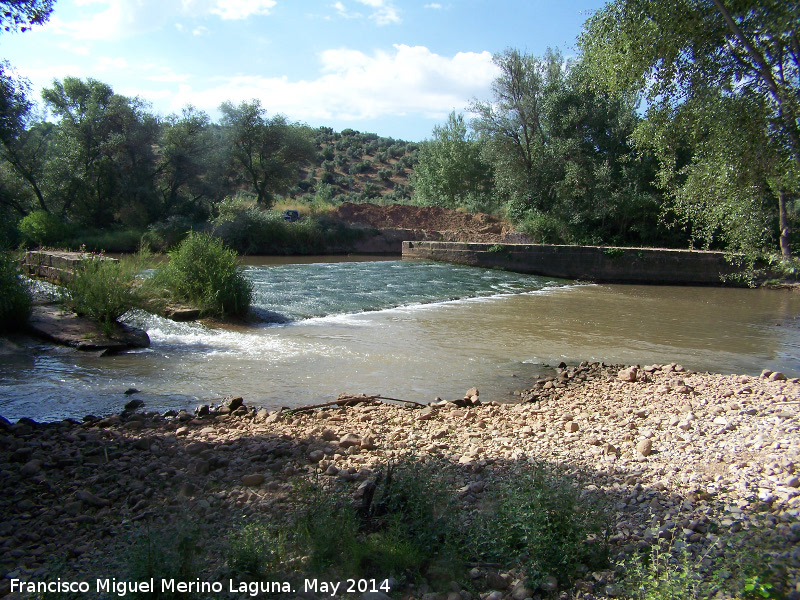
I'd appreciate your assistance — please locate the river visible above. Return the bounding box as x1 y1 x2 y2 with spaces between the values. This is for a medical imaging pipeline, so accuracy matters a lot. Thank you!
1 256 799 422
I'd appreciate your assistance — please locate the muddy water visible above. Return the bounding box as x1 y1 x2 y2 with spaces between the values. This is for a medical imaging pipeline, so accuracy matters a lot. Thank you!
1 258 798 422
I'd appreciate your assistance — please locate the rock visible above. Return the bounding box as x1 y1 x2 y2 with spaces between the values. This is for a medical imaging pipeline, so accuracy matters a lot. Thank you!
539 575 558 593
361 435 376 450
123 388 140 396
636 439 653 457
362 593 392 600
465 387 479 399
604 443 618 455
416 406 437 421
511 581 535 599
241 473 265 487
565 421 579 433
75 490 110 507
325 465 339 476
20 459 42 476
255 408 269 421
321 429 338 441
618 367 638 382
223 396 244 410
485 572 509 590
769 371 787 381
124 398 144 410
339 433 361 448
308 450 324 462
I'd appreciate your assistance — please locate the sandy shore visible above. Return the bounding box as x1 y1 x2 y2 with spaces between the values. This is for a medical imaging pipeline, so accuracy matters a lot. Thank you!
1 362 799 599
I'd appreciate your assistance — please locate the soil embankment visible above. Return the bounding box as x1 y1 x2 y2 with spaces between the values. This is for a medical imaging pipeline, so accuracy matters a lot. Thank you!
1 363 798 598
327 203 521 253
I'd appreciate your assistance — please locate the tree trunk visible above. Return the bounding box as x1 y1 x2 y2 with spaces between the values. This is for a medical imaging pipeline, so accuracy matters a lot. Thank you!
779 189 791 258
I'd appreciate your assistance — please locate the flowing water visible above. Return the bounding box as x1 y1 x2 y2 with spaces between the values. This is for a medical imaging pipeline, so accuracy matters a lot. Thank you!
2 257 800 422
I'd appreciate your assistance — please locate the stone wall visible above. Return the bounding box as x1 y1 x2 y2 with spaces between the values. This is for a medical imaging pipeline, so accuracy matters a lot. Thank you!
402 241 739 285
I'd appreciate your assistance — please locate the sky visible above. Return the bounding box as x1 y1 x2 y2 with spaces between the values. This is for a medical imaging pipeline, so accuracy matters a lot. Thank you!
0 0 609 142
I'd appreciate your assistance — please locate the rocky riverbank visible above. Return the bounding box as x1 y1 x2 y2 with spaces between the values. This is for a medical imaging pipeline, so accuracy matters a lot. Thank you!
1 363 799 599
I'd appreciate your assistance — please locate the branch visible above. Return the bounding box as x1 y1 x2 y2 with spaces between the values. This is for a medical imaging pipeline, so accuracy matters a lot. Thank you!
285 393 426 415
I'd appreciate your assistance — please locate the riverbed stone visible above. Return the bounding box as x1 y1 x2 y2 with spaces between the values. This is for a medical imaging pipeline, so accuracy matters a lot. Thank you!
241 473 265 487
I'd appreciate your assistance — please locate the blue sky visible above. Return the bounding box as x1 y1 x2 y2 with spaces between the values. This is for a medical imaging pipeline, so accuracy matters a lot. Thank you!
1 0 608 141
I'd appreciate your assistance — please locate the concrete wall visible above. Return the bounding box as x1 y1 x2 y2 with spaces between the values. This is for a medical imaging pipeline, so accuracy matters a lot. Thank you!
402 241 739 285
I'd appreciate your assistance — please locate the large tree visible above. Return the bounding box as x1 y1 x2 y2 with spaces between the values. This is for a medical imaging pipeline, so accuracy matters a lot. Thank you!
411 111 493 211
579 0 800 256
219 99 316 208
42 77 159 227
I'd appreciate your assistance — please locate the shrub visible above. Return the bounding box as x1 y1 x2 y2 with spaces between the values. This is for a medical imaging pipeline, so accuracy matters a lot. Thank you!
18 210 68 247
63 252 150 333
157 232 252 318
517 210 570 244
0 251 32 332
141 216 196 252
467 465 609 588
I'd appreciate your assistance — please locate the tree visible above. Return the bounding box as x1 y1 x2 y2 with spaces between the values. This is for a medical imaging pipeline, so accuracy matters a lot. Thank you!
219 99 316 208
155 105 218 218
470 48 566 215
0 0 55 33
579 0 800 256
42 77 159 227
411 111 493 210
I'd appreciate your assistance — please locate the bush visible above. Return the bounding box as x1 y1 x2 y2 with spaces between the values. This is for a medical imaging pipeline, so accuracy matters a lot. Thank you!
517 210 570 244
157 232 252 318
0 252 32 332
63 253 150 332
18 210 68 247
467 465 609 588
141 216 196 252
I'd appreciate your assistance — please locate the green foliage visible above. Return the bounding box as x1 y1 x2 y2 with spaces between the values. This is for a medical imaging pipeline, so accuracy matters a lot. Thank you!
226 456 461 584
219 99 316 208
227 523 291 577
517 209 570 244
18 210 67 246
141 216 196 252
156 232 251 318
0 250 31 331
467 465 609 587
65 228 145 253
63 252 150 332
412 111 494 211
127 521 200 600
579 0 800 256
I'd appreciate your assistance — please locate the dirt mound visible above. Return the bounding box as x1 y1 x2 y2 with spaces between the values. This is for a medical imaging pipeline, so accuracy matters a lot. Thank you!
328 202 513 239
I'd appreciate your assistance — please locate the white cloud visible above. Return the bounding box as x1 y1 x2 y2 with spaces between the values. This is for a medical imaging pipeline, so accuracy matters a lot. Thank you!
43 0 276 40
210 0 276 20
192 25 209 35
424 3 443 8
364 0 399 24
161 44 498 123
333 0 399 25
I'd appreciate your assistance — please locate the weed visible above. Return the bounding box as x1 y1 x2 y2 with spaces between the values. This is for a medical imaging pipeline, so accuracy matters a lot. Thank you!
467 464 610 589
602 246 626 258
62 251 152 334
487 243 507 253
0 251 32 332
227 523 292 577
127 521 201 599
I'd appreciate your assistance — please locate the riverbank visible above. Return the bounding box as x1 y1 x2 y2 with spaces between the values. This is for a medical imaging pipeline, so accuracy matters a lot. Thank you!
1 363 799 599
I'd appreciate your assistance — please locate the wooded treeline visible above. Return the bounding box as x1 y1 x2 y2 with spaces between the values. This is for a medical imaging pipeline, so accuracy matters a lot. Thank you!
0 0 797 259
412 0 799 258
